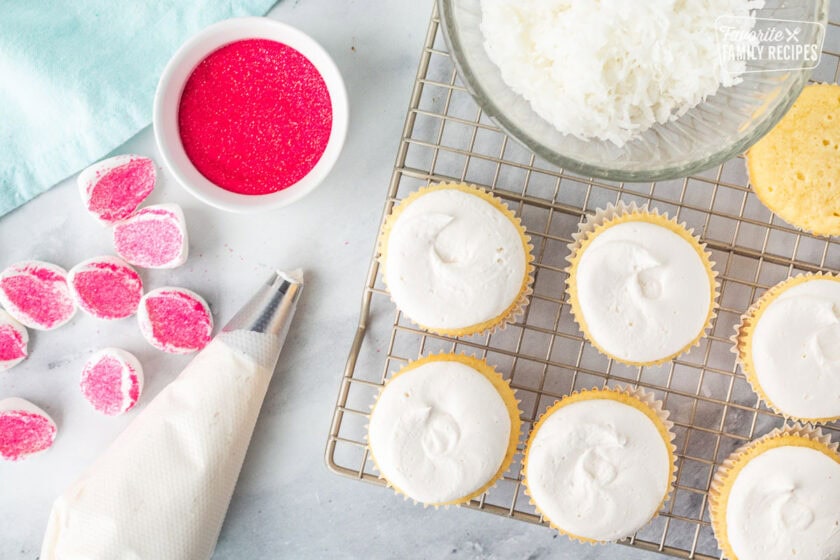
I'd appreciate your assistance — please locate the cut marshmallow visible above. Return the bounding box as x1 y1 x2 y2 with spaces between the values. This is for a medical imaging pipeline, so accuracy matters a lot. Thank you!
0 261 76 330
0 397 57 461
80 348 144 416
79 155 156 226
0 309 28 371
68 256 143 320
138 287 212 354
113 204 188 269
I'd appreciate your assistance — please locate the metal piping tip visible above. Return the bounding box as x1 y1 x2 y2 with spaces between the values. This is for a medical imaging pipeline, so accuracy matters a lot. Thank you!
222 269 304 337
281 268 304 284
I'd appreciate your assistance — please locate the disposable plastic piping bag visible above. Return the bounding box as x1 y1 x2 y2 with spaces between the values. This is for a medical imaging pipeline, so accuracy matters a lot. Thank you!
41 270 303 560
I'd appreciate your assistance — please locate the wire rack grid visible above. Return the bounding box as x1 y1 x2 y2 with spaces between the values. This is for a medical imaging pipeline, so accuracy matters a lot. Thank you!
326 5 840 559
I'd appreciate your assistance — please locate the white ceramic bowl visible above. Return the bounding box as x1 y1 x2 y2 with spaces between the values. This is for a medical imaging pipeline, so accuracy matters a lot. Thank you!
154 17 348 213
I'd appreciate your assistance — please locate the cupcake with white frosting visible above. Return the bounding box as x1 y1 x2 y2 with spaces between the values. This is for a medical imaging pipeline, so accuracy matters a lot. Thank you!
566 202 718 366
522 386 676 542
378 182 533 337
735 273 840 423
367 353 520 506
710 424 840 560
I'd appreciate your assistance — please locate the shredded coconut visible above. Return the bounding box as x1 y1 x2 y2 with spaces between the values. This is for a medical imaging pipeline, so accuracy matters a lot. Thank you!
480 0 764 146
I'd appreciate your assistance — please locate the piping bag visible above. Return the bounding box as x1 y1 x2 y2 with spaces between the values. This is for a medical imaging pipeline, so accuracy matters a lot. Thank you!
41 270 303 560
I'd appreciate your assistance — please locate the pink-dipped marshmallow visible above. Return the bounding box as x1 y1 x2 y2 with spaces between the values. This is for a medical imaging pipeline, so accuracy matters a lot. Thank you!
68 256 143 320
78 155 156 226
0 397 57 461
0 261 76 330
0 310 28 371
138 287 212 354
113 204 189 269
80 348 144 416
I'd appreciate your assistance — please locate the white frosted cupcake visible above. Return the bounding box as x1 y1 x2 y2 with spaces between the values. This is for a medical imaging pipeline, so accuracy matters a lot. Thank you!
566 203 718 366
523 387 676 542
367 354 521 506
735 273 840 423
710 424 840 560
378 182 534 337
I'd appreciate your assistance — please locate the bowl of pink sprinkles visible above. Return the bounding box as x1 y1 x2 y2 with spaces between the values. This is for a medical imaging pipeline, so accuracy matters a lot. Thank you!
154 17 348 213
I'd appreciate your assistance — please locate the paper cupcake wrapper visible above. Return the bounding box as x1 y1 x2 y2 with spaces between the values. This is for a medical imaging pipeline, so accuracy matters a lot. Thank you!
377 182 535 338
565 201 720 366
709 423 839 560
521 385 678 544
365 352 523 508
732 271 840 424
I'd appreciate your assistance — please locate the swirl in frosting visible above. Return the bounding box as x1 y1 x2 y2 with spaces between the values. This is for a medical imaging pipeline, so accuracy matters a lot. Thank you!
575 220 712 363
751 278 840 419
384 189 526 330
726 445 840 560
525 398 670 541
368 359 512 504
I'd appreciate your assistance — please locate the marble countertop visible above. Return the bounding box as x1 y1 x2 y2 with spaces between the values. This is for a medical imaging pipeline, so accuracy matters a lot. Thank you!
0 2 655 558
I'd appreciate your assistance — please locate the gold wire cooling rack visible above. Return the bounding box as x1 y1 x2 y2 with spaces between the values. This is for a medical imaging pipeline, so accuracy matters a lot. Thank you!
326 5 840 559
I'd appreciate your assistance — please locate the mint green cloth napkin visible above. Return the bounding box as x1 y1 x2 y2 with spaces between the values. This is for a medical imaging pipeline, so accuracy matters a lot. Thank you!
0 0 276 217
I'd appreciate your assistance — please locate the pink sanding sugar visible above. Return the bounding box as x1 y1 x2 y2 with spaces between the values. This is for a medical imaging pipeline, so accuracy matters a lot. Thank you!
112 205 187 269
0 262 75 330
80 354 141 416
69 258 143 320
83 156 155 224
178 39 333 195
0 325 26 362
0 409 56 461
139 289 212 353
115 220 180 264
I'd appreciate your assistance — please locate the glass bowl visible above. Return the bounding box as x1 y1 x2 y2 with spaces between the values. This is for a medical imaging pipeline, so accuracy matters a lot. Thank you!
438 0 828 182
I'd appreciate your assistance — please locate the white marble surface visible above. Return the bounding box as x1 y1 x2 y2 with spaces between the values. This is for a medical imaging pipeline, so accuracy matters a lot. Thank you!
0 2 655 558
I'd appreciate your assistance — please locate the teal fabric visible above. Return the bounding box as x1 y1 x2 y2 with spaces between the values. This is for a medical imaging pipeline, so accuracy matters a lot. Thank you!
0 0 276 216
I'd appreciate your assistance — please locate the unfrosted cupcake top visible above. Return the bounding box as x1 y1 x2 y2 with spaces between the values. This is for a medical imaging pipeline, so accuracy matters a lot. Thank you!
725 444 840 560
747 83 840 236
748 276 840 420
382 186 527 332
368 356 515 505
525 391 672 541
573 217 712 363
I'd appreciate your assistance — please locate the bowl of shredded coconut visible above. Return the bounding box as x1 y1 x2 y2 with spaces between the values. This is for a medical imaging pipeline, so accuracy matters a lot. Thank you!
439 0 827 181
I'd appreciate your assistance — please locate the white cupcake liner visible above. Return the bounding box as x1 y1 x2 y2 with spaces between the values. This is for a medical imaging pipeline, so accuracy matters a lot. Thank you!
521 385 677 544
709 423 839 559
565 201 720 366
365 352 523 508
377 182 535 338
731 271 840 423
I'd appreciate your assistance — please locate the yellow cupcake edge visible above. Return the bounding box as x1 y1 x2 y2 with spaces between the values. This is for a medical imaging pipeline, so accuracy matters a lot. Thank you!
565 202 720 367
732 272 840 424
708 423 840 560
521 385 677 544
365 352 523 508
377 182 535 338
